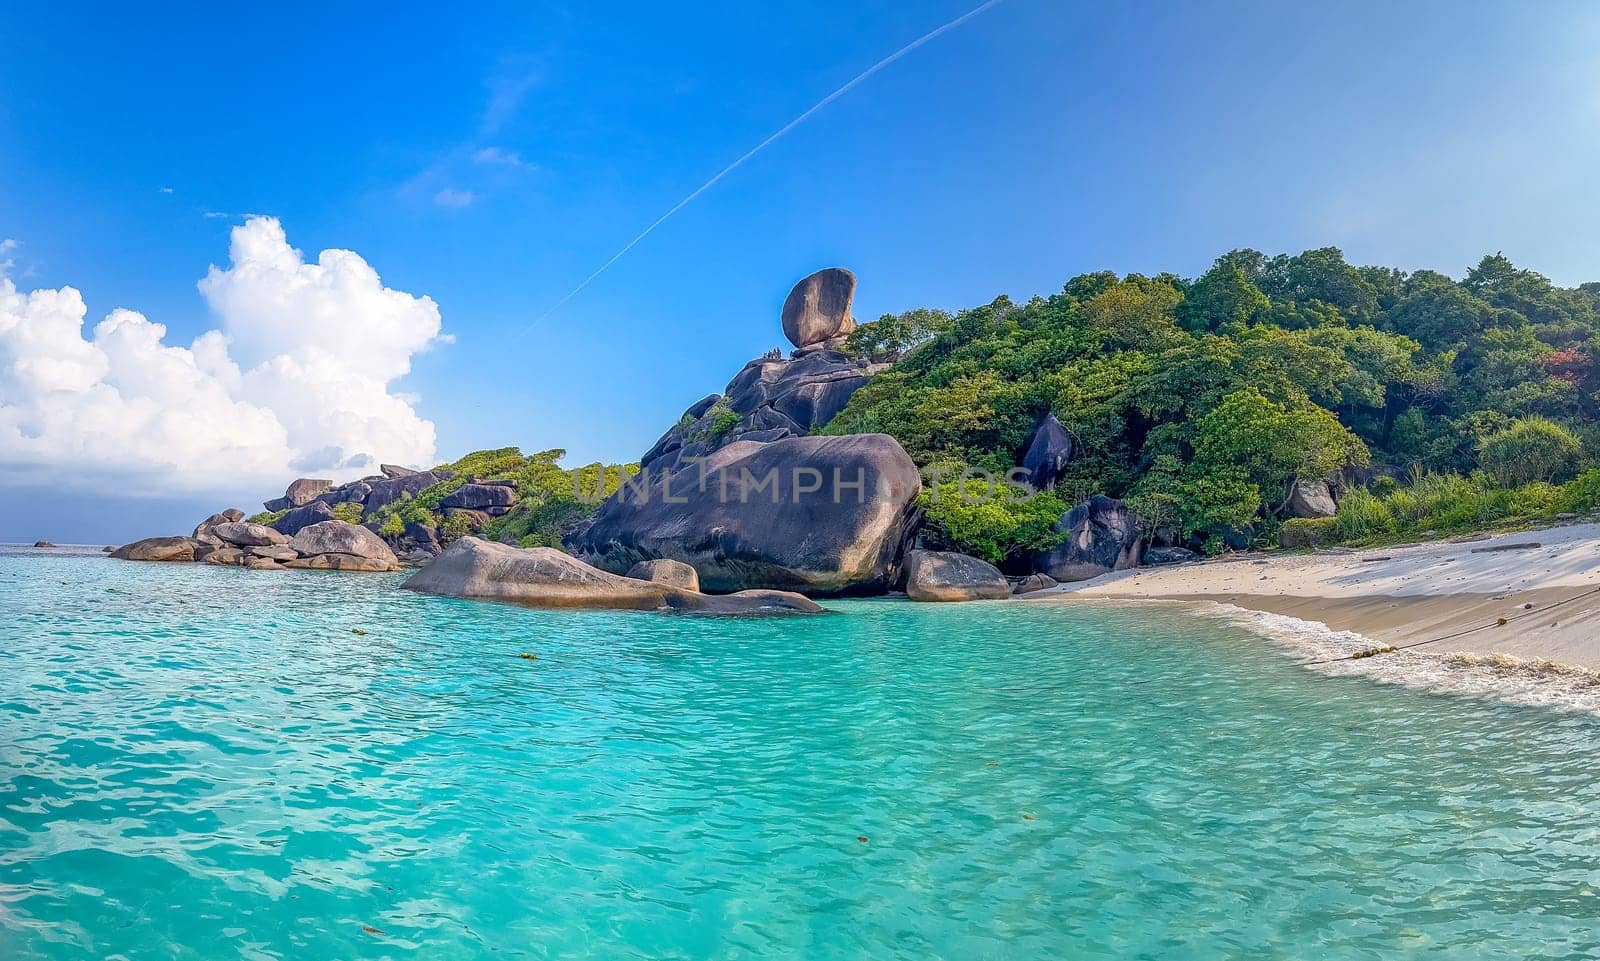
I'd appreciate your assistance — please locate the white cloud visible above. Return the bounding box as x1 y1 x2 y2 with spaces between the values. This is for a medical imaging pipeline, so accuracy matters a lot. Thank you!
158 186 174 194
0 217 447 497
433 187 475 208
473 146 534 171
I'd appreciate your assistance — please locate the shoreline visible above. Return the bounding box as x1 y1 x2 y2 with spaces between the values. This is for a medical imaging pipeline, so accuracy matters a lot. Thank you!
1026 523 1600 713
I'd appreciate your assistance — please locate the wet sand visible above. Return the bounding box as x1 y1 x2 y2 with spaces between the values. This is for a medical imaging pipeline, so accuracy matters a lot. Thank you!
1024 524 1600 711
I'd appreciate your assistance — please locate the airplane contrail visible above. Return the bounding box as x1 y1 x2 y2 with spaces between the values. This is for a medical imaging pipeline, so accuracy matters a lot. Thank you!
529 0 1008 328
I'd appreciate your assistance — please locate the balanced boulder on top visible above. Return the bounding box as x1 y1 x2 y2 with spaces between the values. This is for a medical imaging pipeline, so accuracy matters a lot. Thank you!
781 267 856 349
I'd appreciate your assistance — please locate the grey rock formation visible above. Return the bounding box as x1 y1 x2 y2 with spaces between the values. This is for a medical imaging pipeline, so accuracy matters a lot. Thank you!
641 349 884 471
1285 479 1337 519
1144 545 1198 565
1012 572 1059 596
439 483 518 512
211 522 290 548
284 478 333 507
111 536 203 562
192 509 245 539
284 553 398 572
288 521 400 571
271 501 336 537
568 433 921 595
903 550 1011 602
781 267 856 349
405 538 821 614
363 470 449 516
1022 414 1074 492
626 558 700 593
1034 495 1144 582
315 482 371 507
380 464 417 478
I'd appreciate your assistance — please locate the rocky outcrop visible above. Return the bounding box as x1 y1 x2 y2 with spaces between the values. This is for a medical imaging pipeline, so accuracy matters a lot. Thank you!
271 501 336 537
264 478 333 512
782 267 857 349
405 538 821 614
626 558 700 593
903 550 1010 602
1285 479 1337 519
288 521 400 572
111 536 203 562
211 522 289 548
363 470 448 515
1144 546 1197 565
192 510 245 539
1012 572 1059 596
380 464 417 478
1034 495 1144 582
315 482 371 507
569 433 921 595
641 349 885 471
284 553 398 572
1022 414 1073 492
439 483 518 514
32 540 55 548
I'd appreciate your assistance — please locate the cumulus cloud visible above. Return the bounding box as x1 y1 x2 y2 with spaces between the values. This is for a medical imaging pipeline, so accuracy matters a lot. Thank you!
0 217 447 497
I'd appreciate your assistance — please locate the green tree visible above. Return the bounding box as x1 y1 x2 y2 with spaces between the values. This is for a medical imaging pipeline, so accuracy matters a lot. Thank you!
1477 417 1582 487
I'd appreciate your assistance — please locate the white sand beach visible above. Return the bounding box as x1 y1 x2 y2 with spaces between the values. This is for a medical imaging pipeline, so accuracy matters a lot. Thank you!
1027 523 1600 711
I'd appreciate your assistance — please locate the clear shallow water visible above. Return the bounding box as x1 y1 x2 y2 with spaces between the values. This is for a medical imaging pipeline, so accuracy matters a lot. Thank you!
2 548 1599 960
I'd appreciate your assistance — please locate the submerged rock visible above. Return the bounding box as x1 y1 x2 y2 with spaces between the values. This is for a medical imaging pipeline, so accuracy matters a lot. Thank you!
1034 495 1144 582
903 550 1011 602
405 538 821 614
111 536 203 562
568 433 921 595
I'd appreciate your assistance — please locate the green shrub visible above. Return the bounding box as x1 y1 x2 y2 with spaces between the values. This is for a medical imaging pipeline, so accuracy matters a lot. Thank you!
1333 488 1394 541
1554 469 1600 515
1279 516 1337 548
918 482 1069 565
1478 417 1582 487
248 509 287 526
331 502 364 524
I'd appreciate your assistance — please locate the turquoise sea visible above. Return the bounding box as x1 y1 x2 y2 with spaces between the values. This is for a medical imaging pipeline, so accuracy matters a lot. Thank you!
2 546 1598 960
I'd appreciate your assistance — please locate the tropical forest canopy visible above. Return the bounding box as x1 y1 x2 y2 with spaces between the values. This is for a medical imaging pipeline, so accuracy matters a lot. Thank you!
826 248 1600 553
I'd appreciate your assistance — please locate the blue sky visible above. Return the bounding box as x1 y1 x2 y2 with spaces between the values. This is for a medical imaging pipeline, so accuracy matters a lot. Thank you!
2 1 1599 541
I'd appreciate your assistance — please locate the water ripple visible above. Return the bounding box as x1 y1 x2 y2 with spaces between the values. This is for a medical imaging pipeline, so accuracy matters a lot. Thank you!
2 550 1599 959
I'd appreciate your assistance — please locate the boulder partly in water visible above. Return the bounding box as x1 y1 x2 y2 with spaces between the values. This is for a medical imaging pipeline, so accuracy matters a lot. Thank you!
111 536 203 562
568 433 921 595
903 550 1011 602
405 538 821 614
